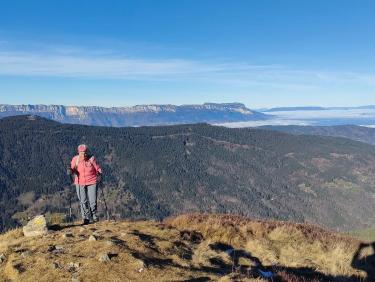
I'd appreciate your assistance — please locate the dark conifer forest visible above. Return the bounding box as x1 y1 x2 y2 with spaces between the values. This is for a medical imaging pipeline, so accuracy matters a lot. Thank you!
1 115 375 232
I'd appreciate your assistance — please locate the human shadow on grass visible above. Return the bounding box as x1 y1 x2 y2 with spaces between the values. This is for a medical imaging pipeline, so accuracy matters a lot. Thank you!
205 242 360 282
351 242 375 282
91 233 361 281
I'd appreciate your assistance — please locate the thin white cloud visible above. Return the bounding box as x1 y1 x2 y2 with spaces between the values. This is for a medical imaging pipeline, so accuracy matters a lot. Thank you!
0 51 205 78
0 46 374 91
216 108 375 128
215 119 313 127
268 108 375 119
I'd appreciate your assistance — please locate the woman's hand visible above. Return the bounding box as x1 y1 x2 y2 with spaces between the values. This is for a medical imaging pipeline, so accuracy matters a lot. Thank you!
97 173 103 183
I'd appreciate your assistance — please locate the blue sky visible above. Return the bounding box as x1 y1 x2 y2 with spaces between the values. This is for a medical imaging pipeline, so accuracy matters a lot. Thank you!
0 0 374 108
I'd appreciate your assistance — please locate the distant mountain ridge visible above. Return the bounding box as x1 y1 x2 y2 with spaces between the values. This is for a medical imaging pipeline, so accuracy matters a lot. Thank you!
0 103 269 126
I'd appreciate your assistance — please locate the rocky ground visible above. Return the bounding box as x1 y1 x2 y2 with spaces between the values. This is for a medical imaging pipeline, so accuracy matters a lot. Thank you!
0 214 371 281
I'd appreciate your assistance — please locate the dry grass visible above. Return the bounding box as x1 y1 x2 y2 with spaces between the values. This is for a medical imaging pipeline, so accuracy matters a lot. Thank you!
0 214 371 282
0 219 227 282
165 213 368 281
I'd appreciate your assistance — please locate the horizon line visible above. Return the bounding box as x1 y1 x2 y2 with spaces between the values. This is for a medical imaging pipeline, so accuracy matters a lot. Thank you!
2 102 375 110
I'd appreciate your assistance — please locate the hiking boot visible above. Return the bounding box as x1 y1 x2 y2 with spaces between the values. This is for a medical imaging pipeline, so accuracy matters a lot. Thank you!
82 218 90 226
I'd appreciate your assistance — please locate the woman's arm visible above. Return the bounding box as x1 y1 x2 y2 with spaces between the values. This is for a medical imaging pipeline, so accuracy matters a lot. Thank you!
70 156 78 171
91 156 102 174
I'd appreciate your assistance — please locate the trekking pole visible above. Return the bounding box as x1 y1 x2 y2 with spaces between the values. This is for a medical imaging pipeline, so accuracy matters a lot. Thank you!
98 177 110 221
59 152 74 223
67 168 74 223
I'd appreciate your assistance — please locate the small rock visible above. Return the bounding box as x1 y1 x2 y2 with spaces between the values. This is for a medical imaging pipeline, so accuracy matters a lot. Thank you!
21 251 32 258
12 263 25 274
63 232 74 238
13 247 27 253
67 262 80 272
23 215 49 237
136 259 146 268
72 272 81 282
48 245 64 254
88 235 97 242
134 259 146 272
105 240 115 246
0 253 6 263
51 262 60 269
68 262 81 268
98 253 111 262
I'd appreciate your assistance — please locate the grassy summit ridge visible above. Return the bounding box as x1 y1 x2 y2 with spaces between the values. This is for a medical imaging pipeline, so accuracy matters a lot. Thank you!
0 214 371 281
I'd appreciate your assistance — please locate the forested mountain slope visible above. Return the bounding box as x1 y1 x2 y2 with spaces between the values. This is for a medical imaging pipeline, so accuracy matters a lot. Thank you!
261 125 375 145
1 115 375 232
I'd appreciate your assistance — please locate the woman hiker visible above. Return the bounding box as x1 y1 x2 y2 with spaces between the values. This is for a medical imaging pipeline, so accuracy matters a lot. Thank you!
69 144 103 225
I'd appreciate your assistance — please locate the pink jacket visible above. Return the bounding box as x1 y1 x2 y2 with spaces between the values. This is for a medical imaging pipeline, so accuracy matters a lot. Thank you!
70 155 102 185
